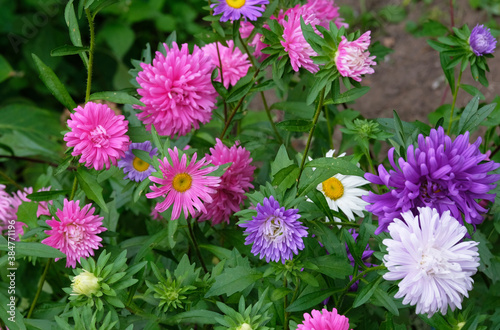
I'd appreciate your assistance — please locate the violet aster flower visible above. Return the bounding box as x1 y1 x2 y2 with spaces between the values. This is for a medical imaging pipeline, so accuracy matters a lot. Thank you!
198 139 255 225
146 147 221 221
135 42 217 137
42 199 107 268
469 24 497 56
64 102 130 171
335 31 376 82
364 127 500 234
297 308 351 330
239 196 308 263
118 141 158 182
211 0 269 22
383 207 479 317
346 229 374 291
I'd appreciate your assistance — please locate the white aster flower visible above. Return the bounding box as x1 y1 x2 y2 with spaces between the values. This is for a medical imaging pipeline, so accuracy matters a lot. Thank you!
382 207 480 317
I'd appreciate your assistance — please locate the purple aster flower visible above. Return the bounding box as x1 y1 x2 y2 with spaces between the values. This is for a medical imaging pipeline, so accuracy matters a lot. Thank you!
346 229 374 291
469 24 497 56
239 196 308 263
118 141 158 182
364 127 500 234
211 0 269 22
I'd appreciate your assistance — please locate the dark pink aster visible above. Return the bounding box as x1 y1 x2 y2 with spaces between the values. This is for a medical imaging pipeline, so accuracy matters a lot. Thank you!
239 196 308 263
135 42 217 137
364 127 500 234
198 139 255 225
64 102 130 171
297 308 351 330
42 199 107 268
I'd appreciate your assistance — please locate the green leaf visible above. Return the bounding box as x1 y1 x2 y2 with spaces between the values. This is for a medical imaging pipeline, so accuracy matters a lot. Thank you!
457 99 496 135
27 190 71 202
0 242 65 259
131 149 155 166
89 91 144 106
309 255 353 279
64 0 83 47
31 54 77 111
460 84 485 100
99 22 134 59
272 164 300 190
0 54 13 83
205 266 262 297
170 310 221 325
419 313 453 330
276 120 313 132
51 45 89 56
16 201 38 229
133 178 151 203
332 86 370 104
271 102 315 119
76 167 109 213
305 157 366 176
286 288 337 312
353 276 383 308
199 244 233 261
226 81 254 103
271 145 294 178
373 288 399 316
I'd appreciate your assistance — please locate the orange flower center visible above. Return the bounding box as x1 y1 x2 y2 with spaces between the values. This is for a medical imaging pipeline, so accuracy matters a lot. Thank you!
322 177 344 201
226 0 246 9
132 157 150 172
172 173 193 193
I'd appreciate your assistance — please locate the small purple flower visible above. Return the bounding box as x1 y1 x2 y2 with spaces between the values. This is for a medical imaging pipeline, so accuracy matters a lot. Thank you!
364 127 500 234
239 196 308 263
211 0 269 22
346 229 374 291
469 24 497 56
118 141 158 182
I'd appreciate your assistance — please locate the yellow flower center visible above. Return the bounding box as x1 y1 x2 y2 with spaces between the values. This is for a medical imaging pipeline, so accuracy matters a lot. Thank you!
226 0 245 9
172 173 192 193
132 156 150 172
322 177 344 201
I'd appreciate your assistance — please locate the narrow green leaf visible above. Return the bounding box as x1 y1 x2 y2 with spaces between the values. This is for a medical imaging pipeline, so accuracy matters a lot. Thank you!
0 55 13 83
309 255 353 279
305 157 366 176
133 178 151 203
51 45 89 56
205 266 262 297
169 310 222 325
353 276 383 308
76 167 109 213
332 86 370 104
276 119 313 132
89 91 144 106
286 288 338 312
373 288 400 316
131 149 155 166
226 81 254 103
27 190 70 202
0 242 65 259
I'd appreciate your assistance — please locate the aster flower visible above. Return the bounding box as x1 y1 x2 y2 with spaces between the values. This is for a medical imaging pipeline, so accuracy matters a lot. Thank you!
41 199 107 268
302 0 348 29
64 102 130 171
297 308 351 330
146 147 221 221
135 42 217 137
202 40 252 89
211 0 269 22
335 31 376 82
239 196 308 263
118 141 158 182
469 24 497 56
383 207 480 317
364 127 500 234
198 139 255 225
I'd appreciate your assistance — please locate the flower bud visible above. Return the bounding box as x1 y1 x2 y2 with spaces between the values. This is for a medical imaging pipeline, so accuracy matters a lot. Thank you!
71 270 100 296
237 323 252 330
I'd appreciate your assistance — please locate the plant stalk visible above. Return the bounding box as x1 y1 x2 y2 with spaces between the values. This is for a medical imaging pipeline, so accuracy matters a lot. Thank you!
27 259 52 319
447 69 463 135
85 8 95 103
187 217 208 273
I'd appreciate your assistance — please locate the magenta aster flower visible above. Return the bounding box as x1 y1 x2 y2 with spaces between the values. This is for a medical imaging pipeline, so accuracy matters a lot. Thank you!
64 102 130 171
469 24 497 56
335 31 376 82
297 308 351 330
303 0 348 29
146 147 221 221
118 141 158 182
281 5 320 73
383 207 479 317
135 42 217 137
239 196 308 263
202 40 252 89
42 199 107 268
364 127 500 234
211 0 269 22
198 139 255 225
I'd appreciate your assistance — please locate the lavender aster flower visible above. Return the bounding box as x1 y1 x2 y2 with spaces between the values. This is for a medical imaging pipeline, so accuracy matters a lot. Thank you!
239 196 308 263
364 127 500 234
211 0 269 22
118 141 158 182
469 24 497 56
383 207 479 317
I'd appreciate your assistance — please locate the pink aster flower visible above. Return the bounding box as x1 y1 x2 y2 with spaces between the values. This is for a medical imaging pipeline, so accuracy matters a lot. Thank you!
198 139 255 225
64 102 130 171
42 199 107 268
303 0 348 29
335 31 376 82
211 0 269 22
202 40 252 89
281 5 320 73
135 42 218 137
297 308 351 330
146 147 221 221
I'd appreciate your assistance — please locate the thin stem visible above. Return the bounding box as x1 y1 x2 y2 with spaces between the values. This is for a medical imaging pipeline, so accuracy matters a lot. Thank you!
85 8 95 103
187 217 208 273
490 143 500 158
324 106 334 150
69 174 78 201
215 42 228 123
449 0 455 28
0 170 22 190
261 91 283 144
0 155 60 168
284 276 289 330
364 148 376 174
239 33 256 68
331 221 360 227
297 88 326 187
27 259 52 319
447 69 463 135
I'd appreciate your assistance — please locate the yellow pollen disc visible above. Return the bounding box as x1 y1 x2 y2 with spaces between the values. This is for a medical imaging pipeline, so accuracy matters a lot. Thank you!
132 157 150 172
322 177 344 201
172 173 193 193
226 0 246 9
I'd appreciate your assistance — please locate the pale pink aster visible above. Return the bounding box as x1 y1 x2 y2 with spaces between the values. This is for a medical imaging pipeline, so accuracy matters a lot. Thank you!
335 31 376 82
146 147 221 221
303 0 348 29
135 42 217 137
281 5 320 73
202 40 252 89
297 308 351 330
198 139 255 225
150 206 163 221
0 185 11 223
41 199 107 268
64 102 130 171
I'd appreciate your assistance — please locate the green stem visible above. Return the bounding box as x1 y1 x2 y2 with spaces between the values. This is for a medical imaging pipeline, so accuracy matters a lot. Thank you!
332 221 360 227
85 8 95 103
284 276 289 330
324 106 334 150
187 217 208 273
27 259 52 319
364 148 376 175
215 42 228 122
261 91 283 144
297 88 326 187
447 69 463 135
69 173 78 200
0 170 22 190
